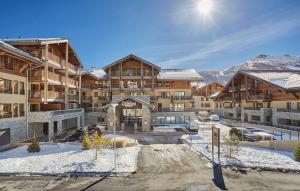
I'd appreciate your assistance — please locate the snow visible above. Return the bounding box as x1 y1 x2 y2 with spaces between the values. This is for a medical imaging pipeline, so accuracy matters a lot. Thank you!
182 130 300 171
186 142 300 171
245 70 300 89
0 143 140 174
158 69 203 80
0 41 41 62
89 68 106 78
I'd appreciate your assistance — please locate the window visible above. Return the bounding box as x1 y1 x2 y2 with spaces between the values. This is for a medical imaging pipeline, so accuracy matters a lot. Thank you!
94 92 98 97
287 102 292 110
201 97 204 101
94 103 98 108
19 104 25 117
13 81 19 94
13 103 18 117
159 91 170 98
174 103 184 111
0 78 3 93
0 104 12 118
206 97 208 101
4 56 13 70
20 82 25 95
3 79 12 94
174 91 185 97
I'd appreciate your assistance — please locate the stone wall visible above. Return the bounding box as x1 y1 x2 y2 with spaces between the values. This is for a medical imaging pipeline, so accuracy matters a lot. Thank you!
85 112 107 125
0 118 27 144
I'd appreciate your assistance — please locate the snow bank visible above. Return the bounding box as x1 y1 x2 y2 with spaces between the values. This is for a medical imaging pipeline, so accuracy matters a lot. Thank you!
0 143 140 175
182 135 300 171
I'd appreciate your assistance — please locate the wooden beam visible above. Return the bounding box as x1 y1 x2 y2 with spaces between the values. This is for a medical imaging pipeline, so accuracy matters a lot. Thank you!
19 63 30 73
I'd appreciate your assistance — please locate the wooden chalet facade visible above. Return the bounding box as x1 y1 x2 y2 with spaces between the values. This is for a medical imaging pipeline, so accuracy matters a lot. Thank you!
215 70 300 130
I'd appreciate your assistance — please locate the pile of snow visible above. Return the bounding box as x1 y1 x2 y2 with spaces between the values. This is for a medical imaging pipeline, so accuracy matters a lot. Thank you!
182 135 300 171
0 143 140 174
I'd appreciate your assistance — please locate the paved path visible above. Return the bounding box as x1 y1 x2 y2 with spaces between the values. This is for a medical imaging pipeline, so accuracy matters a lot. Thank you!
1 133 300 191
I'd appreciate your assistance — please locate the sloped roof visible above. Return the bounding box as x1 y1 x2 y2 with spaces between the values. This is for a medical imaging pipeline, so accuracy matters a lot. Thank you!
241 70 300 90
2 38 83 66
82 68 107 79
103 54 161 70
158 69 203 80
104 96 154 110
0 40 42 63
196 81 224 90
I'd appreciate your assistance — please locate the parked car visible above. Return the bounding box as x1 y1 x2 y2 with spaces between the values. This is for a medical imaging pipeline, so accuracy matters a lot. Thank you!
208 114 220 121
188 119 201 131
231 127 261 142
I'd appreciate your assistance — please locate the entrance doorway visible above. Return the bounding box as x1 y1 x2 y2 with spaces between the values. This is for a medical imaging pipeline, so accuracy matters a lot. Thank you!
122 108 142 132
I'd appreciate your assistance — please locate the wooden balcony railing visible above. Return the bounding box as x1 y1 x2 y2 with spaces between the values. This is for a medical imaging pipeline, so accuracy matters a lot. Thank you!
153 108 194 112
171 96 193 101
277 108 300 113
98 96 111 101
68 95 79 101
82 96 92 102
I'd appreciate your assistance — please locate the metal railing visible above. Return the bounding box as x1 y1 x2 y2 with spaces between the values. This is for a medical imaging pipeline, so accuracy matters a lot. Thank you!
171 96 193 100
153 108 194 112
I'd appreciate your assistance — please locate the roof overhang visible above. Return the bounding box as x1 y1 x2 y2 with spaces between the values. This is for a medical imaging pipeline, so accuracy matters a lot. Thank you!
103 96 154 110
103 54 161 71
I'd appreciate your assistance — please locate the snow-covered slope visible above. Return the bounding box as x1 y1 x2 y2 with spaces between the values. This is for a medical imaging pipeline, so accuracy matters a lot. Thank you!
199 55 300 83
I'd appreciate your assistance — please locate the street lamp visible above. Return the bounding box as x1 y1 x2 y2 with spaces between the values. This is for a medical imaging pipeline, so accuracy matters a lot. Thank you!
111 103 118 172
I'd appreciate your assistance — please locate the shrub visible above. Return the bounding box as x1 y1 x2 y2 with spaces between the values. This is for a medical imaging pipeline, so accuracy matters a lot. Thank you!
92 132 112 160
27 137 41 153
229 128 242 140
295 143 300 162
81 130 92 150
224 134 239 158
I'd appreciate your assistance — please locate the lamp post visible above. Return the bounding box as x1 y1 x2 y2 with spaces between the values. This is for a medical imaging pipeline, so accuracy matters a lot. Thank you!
111 103 118 171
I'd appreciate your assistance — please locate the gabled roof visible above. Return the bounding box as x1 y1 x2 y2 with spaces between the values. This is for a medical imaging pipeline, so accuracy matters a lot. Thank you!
158 69 203 81
82 68 107 80
103 54 161 70
221 70 300 94
196 81 224 90
240 70 300 90
104 96 154 110
2 38 83 67
0 40 42 63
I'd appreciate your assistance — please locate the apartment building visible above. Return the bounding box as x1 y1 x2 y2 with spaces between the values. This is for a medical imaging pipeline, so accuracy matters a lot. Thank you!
82 54 204 132
3 38 84 141
193 81 224 113
0 41 42 146
215 70 300 130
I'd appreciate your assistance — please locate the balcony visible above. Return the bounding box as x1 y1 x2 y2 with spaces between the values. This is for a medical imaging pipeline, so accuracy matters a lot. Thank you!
68 95 79 102
122 70 141 77
82 96 92 102
153 108 195 112
228 87 235 92
28 108 84 123
276 108 300 113
30 91 64 102
248 94 272 101
157 96 170 99
98 84 110 89
98 96 111 101
111 84 120 89
171 96 193 101
124 84 141 89
143 84 153 89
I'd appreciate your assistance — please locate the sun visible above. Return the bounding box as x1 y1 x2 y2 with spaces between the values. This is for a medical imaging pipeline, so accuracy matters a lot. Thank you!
197 0 214 16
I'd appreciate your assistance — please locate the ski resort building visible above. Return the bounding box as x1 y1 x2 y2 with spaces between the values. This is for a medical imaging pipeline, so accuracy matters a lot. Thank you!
2 38 84 143
82 54 204 132
193 81 224 113
215 70 300 130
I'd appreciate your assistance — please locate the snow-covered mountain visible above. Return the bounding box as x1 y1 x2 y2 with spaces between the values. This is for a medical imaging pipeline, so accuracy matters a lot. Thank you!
199 55 300 84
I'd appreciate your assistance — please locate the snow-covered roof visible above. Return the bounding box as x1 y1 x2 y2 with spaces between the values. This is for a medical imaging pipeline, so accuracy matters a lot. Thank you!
89 68 106 78
208 91 221 98
82 68 107 79
158 69 203 80
0 40 42 63
241 70 300 90
2 38 68 43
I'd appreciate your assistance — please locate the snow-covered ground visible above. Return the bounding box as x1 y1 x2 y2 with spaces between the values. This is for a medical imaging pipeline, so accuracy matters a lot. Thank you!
0 143 140 175
182 134 300 171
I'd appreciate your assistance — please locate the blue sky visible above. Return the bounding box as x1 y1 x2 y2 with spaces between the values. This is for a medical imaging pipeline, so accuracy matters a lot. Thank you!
1 0 300 71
